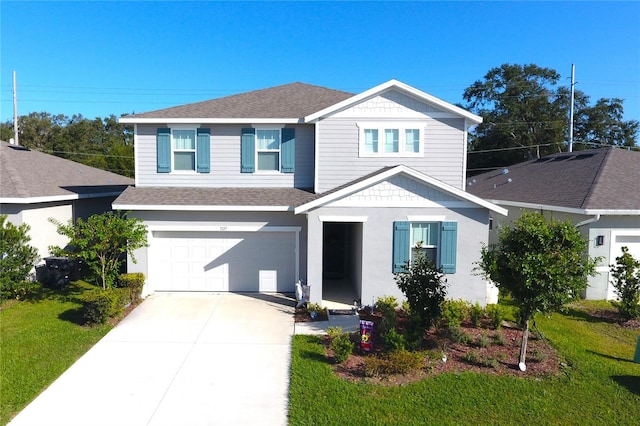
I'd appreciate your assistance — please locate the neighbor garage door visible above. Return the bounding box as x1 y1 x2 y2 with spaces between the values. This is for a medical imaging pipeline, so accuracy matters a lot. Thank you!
149 231 296 293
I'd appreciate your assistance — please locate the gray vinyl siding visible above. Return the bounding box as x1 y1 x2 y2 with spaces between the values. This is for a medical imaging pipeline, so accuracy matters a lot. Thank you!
315 117 466 193
135 123 314 188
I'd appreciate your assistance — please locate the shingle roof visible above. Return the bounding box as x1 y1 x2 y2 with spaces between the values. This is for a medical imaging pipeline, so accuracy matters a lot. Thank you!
113 186 319 209
1 141 133 201
127 82 354 119
466 147 640 211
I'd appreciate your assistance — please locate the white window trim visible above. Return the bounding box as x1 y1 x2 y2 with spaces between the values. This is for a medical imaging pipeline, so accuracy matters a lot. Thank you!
357 122 426 158
254 127 282 174
170 124 201 174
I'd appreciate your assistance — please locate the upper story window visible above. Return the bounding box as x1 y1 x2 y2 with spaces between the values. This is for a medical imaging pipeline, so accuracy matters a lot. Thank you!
241 127 295 174
256 129 281 172
358 123 424 157
173 129 196 171
156 127 210 174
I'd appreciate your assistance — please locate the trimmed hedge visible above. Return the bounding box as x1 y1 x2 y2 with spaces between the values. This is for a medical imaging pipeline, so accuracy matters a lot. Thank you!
81 287 131 325
115 272 145 304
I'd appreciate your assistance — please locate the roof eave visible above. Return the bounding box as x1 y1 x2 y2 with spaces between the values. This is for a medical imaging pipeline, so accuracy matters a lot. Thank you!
304 79 483 124
487 199 640 216
118 117 303 124
1 191 127 204
112 204 293 212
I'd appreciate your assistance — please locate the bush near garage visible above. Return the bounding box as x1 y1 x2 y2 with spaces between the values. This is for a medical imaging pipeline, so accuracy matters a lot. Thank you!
115 272 145 305
80 285 132 325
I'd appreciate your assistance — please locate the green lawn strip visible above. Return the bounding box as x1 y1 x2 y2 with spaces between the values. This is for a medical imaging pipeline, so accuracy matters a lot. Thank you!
289 302 640 425
0 282 112 425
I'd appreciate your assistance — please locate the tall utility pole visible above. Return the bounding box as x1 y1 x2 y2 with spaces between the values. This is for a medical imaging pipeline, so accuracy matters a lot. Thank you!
568 64 575 153
13 70 19 146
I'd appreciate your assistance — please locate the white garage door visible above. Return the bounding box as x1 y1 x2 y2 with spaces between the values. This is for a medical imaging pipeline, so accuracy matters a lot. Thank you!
150 231 296 292
608 232 640 299
613 235 640 259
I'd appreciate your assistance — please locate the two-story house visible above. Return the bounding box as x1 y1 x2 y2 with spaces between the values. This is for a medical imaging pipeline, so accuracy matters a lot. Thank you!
115 80 507 306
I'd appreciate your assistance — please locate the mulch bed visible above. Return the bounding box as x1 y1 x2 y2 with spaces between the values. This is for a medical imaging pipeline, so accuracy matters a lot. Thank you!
328 318 562 385
297 303 640 386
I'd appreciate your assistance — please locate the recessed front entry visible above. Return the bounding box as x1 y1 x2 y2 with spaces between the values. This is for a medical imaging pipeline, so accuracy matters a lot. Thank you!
149 231 296 292
322 222 362 306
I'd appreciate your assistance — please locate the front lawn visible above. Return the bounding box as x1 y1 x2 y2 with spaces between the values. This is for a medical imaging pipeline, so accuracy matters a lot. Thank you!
288 301 640 425
0 282 112 425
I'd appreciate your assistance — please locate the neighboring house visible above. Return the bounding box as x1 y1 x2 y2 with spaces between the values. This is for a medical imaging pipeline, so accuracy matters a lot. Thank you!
0 141 133 263
467 147 640 300
116 80 507 307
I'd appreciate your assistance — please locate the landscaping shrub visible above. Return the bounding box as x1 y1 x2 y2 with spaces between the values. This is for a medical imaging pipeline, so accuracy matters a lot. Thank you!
486 304 506 329
474 332 491 348
0 215 39 301
376 295 399 330
115 272 145 304
382 327 406 352
440 299 470 328
363 350 424 377
492 330 507 346
403 314 426 351
326 326 343 339
81 287 130 325
469 302 485 328
395 244 448 329
81 290 114 325
610 246 640 320
386 349 424 374
306 303 327 319
446 326 471 345
330 332 353 364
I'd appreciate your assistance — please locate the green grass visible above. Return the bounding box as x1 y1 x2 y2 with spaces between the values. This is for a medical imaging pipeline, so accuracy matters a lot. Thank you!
0 281 112 425
288 301 640 425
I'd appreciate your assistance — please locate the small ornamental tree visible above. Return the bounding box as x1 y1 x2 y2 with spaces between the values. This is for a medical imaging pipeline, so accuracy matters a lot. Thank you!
0 215 39 300
610 246 640 320
477 212 599 371
49 212 148 290
395 243 448 329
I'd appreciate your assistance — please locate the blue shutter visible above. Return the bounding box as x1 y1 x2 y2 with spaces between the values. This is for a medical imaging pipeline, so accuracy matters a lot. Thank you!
196 128 210 173
440 222 458 274
392 221 410 273
241 128 255 173
281 128 295 173
156 128 171 173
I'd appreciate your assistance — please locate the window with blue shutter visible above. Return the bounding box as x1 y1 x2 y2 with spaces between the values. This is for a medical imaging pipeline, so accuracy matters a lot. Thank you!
156 128 171 173
281 128 295 173
196 128 210 173
392 221 410 273
395 221 458 274
440 222 458 274
241 128 255 173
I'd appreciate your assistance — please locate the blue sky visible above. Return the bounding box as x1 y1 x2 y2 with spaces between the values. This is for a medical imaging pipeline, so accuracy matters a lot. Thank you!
1 1 639 123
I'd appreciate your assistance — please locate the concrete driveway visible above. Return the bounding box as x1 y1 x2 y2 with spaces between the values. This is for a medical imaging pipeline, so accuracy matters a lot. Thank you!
9 292 295 426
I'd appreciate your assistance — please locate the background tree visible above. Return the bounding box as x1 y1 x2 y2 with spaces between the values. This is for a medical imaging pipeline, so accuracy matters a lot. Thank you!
0 113 134 178
476 212 599 371
0 215 39 300
49 212 148 290
464 63 639 174
610 246 640 320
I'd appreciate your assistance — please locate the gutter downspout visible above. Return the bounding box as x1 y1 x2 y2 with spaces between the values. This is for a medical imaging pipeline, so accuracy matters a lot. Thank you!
576 214 600 228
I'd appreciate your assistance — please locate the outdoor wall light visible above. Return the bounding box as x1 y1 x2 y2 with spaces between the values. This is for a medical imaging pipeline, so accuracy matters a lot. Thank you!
596 235 604 246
